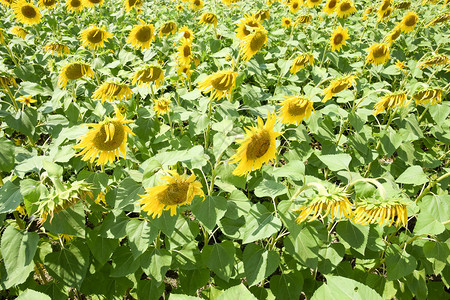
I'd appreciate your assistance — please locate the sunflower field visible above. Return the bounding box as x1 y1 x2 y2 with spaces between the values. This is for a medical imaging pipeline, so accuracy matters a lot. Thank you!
0 0 449 298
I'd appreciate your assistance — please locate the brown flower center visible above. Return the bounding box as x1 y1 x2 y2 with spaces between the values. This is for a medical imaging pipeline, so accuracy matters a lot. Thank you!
333 33 343 45
183 31 191 39
287 101 306 116
21 5 37 18
138 67 162 82
328 0 337 9
404 15 417 27
243 20 259 36
293 3 298 9
250 31 266 52
331 81 349 94
211 73 234 90
159 182 189 205
372 45 387 58
71 0 81 7
92 121 125 151
88 0 102 3
246 130 271 160
65 64 85 80
194 0 200 6
43 0 56 6
340 2 351 11
136 26 152 42
161 22 176 34
183 45 191 57
87 29 104 44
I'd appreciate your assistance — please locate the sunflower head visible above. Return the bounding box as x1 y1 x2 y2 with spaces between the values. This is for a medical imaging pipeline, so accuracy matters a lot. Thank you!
290 53 314 74
82 0 103 8
66 0 84 12
12 0 42 25
377 6 393 22
366 43 390 65
235 13 263 40
419 55 449 69
153 97 171 115
199 12 218 27
179 26 194 41
362 7 373 20
92 81 133 104
281 17 292 28
123 0 142 12
395 60 407 71
336 0 356 18
197 70 238 100
426 13 450 27
0 0 14 8
289 0 301 13
178 64 193 79
400 12 419 33
295 14 313 25
0 73 17 89
138 170 204 218
394 1 410 9
0 29 4 45
159 21 177 37
127 20 156 50
177 38 193 65
189 0 203 11
413 88 443 105
373 91 408 114
352 197 409 227
132 64 165 88
240 28 268 61
58 61 94 88
278 95 314 125
322 74 357 102
73 107 135 166
329 26 350 52
38 0 58 9
230 112 282 176
385 25 402 46
323 0 338 15
43 42 70 56
255 9 270 21
306 0 322 8
17 95 37 107
11 26 28 39
80 25 113 51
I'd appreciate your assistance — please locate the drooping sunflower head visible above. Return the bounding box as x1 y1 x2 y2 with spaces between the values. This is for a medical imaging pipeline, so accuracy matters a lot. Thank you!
323 0 338 15
379 0 392 11
400 12 419 33
336 0 356 18
366 43 390 65
43 42 70 56
362 7 373 20
126 19 155 50
132 64 165 88
385 24 402 46
189 0 203 11
82 0 103 8
198 70 238 100
178 64 193 79
58 61 94 88
394 1 410 9
153 97 171 115
73 107 135 166
0 0 14 8
0 73 17 89
255 9 270 21
289 0 301 13
38 0 58 9
281 17 293 28
306 0 322 8
377 6 393 22
373 91 408 114
329 26 350 52
159 21 177 37
419 55 449 69
92 81 133 104
177 38 193 65
295 14 313 25
66 0 84 12
413 88 443 105
11 26 28 39
80 25 113 51
352 197 409 227
199 12 218 28
230 112 282 176
322 74 357 102
179 26 194 41
139 170 204 218
290 53 314 74
12 0 42 25
235 13 263 40
123 0 142 12
278 95 314 125
426 12 450 27
240 28 268 61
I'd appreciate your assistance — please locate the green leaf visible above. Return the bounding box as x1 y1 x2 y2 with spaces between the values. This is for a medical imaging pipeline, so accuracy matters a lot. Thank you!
317 243 345 274
385 245 417 281
272 160 305 181
213 132 234 158
0 180 22 214
254 179 287 199
202 241 235 282
85 229 118 265
0 226 39 288
415 195 449 235
99 210 128 239
395 166 428 185
43 202 85 237
406 269 428 300
114 178 144 211
336 221 369 255
179 269 210 295
191 195 228 231
45 240 90 288
216 283 258 300
126 219 158 258
140 248 172 283
269 272 303 300
5 109 38 138
151 210 178 236
16 289 51 300
0 137 15 172
311 275 382 300
242 203 282 244
20 179 48 215
137 279 165 300
423 241 450 274
318 154 352 171
243 244 280 286
110 246 141 278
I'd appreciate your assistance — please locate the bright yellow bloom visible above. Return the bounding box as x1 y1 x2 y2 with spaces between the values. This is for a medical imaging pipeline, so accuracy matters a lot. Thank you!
159 21 177 37
132 65 165 88
11 26 28 39
38 0 58 9
289 0 301 13
127 20 155 50
329 26 350 52
235 14 263 41
362 7 373 20
385 24 402 46
395 60 407 71
322 74 357 102
0 0 14 8
43 42 70 56
230 112 282 176
278 96 314 125
366 43 390 65
305 0 322 8
199 12 218 28
240 28 268 61
377 6 392 22
66 0 84 12
0 29 4 44
138 170 204 218
290 54 314 74
123 0 142 12
352 198 408 227
281 17 293 28
295 14 313 25
12 0 41 25
80 25 113 51
373 91 408 114
336 0 356 18
255 9 271 21
189 0 203 11
82 0 103 8
400 12 419 32
177 38 193 65
323 0 338 15
58 62 94 88
17 95 37 107
95 192 107 205
179 26 194 41
413 88 443 105
92 82 133 104
178 64 193 79
153 97 171 115
197 70 238 100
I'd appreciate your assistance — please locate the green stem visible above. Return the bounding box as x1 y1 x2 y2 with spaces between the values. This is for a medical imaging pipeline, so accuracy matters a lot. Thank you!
13 211 25 229
418 106 429 122
319 45 327 68
5 43 18 67
35 263 49 285
346 178 387 200
4 86 19 111
155 231 161 249
204 99 214 148
415 172 450 203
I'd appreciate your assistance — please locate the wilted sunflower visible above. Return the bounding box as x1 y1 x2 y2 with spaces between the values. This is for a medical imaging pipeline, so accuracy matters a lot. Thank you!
289 0 301 13
379 0 392 10
189 0 203 11
323 0 338 15
426 12 450 27
153 97 171 115
235 13 263 40
336 0 356 18
178 64 193 79
74 107 134 166
362 7 373 20
290 53 314 74
305 0 322 8
419 55 448 69
281 17 293 28
294 185 353 224
138 170 204 218
179 26 194 41
38 0 58 9
240 28 268 61
92 82 133 104
132 64 165 88
127 20 155 50
255 9 270 20
352 197 408 227
373 91 408 114
177 38 193 65
400 12 419 32
278 96 314 125
123 0 142 12
58 62 94 88
66 0 84 12
0 74 17 89
377 6 392 22
230 112 281 176
17 95 37 107
197 70 238 100
199 12 218 27
322 74 357 102
159 21 177 37
413 88 443 105
366 43 390 65
12 0 42 25
80 25 113 51
43 42 70 56
82 0 103 8
385 25 402 46
295 14 313 25
329 26 350 52
394 1 411 9
0 0 13 7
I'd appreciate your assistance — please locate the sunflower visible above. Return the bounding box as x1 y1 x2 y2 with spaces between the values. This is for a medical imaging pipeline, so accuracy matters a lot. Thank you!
373 91 408 114
295 14 312 25
12 0 42 25
329 26 350 52
235 13 263 40
290 53 314 74
294 185 353 224
127 20 155 50
281 17 293 28
322 74 357 102
419 55 448 69
385 25 402 46
289 0 301 13
0 0 13 7
159 21 177 37
178 64 193 79
82 0 103 8
323 0 338 15
362 7 373 20
0 74 17 89
366 43 390 65
179 26 194 41
92 82 133 104
66 0 84 12
16 95 37 107
305 0 322 8
394 1 411 9
197 70 238 100
255 9 271 20
230 113 282 176
240 28 268 61
394 60 407 71
426 12 450 27
43 42 70 56
73 107 134 166
38 0 58 9
132 65 165 88
189 0 203 11
58 62 94 88
123 0 142 12
199 12 218 27
352 198 408 227
278 96 314 125
336 0 356 18
138 170 204 218
413 88 443 105
400 12 419 32
377 6 392 22
153 97 171 115
176 39 193 65
0 29 4 45
176 4 183 10
379 0 392 11
80 25 113 51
